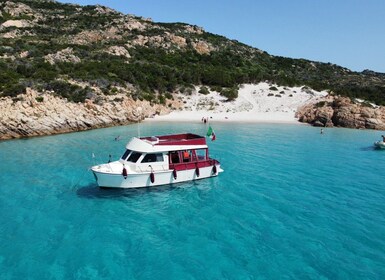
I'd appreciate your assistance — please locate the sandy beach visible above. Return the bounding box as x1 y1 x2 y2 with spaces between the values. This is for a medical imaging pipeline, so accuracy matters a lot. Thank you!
145 83 328 124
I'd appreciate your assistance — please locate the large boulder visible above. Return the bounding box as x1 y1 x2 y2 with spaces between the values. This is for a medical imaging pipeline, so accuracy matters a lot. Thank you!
297 95 385 130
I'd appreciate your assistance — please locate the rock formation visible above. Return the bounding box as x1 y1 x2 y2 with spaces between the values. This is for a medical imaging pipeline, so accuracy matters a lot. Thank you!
0 88 173 140
44 48 81 65
105 46 131 59
296 95 385 130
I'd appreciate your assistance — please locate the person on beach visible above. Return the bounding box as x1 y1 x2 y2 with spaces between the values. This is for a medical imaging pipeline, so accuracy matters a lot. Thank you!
320 129 324 134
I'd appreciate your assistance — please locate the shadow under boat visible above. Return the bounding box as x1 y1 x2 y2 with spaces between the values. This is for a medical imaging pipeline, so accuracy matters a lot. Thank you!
76 181 199 199
360 145 385 151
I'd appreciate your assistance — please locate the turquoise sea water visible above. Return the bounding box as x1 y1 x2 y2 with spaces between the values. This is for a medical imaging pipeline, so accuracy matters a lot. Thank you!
1 122 385 279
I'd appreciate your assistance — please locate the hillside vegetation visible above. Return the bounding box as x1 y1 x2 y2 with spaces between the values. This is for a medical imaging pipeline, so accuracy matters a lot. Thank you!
1 0 385 105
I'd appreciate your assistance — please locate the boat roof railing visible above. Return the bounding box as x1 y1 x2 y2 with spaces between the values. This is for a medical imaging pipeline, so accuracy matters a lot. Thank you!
126 133 208 153
141 133 206 146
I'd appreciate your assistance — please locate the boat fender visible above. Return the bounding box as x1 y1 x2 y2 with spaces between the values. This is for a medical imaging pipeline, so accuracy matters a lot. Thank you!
173 169 177 180
212 165 217 175
195 166 200 177
122 166 127 179
150 172 155 183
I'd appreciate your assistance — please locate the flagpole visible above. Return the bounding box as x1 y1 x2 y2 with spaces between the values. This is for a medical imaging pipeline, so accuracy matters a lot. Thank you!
137 120 140 138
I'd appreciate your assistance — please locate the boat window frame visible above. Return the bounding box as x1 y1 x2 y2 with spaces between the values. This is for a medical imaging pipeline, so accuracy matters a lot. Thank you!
169 151 181 164
195 148 207 161
141 153 164 163
127 151 142 163
121 149 132 161
181 150 194 163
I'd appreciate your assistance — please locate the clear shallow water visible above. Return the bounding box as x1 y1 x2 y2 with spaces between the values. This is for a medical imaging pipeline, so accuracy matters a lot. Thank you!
0 122 385 279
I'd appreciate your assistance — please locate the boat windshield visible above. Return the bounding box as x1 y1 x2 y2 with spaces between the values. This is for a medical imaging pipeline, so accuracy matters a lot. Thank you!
121 149 132 160
127 152 142 163
141 153 164 163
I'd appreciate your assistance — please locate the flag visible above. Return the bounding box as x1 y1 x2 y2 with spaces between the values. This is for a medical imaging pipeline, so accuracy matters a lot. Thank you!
206 125 216 141
206 125 213 137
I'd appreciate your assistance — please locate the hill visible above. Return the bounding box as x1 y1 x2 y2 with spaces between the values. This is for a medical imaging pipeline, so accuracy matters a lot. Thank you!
1 0 385 105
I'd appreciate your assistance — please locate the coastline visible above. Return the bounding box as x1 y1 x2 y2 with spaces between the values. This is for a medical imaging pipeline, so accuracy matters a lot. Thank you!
144 111 301 124
0 82 327 140
9 82 385 140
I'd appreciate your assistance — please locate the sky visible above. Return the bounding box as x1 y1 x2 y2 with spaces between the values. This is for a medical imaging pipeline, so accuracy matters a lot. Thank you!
57 0 385 73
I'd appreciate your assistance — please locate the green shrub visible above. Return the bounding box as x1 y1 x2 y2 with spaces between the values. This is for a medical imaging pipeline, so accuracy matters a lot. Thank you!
142 92 155 102
158 94 166 104
35 96 44 102
2 83 26 97
45 80 88 103
199 86 209 95
165 92 173 99
220 87 238 101
210 85 222 92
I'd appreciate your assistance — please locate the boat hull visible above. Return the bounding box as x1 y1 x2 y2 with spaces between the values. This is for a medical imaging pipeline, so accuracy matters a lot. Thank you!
92 165 222 188
374 141 385 149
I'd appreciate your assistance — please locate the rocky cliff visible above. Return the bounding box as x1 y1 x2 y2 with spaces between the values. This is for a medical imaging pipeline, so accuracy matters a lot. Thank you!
0 88 174 140
296 96 385 130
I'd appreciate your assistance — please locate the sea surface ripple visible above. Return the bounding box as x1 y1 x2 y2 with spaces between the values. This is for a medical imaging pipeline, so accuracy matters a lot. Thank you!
0 122 384 279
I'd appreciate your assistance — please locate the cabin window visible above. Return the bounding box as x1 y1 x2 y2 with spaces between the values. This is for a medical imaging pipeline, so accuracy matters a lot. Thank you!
127 152 142 163
195 149 207 161
169 151 180 163
121 149 132 160
182 150 192 162
141 153 164 163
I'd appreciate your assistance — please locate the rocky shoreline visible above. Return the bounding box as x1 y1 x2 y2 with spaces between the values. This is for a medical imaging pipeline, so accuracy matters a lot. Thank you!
296 95 385 130
0 88 171 140
2 88 385 141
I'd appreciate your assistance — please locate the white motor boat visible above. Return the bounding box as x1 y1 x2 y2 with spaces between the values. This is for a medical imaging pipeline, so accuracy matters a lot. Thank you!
374 141 385 149
91 133 223 188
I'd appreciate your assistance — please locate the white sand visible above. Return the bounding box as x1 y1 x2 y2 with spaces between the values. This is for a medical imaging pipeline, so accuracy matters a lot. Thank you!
145 83 328 124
